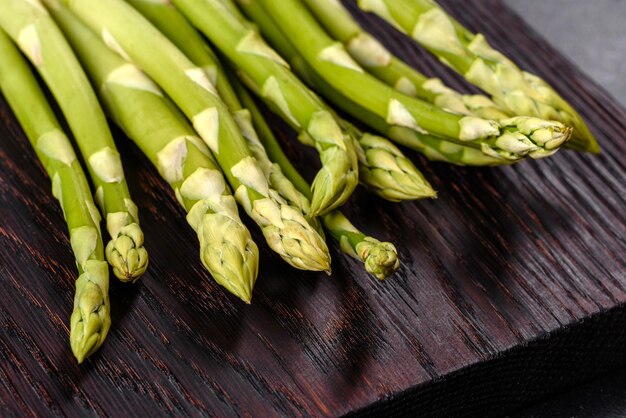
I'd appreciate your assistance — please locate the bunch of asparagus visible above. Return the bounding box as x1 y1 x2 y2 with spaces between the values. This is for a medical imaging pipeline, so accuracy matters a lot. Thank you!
0 0 596 362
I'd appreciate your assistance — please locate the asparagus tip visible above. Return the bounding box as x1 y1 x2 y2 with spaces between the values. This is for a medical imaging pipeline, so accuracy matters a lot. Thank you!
70 269 111 364
105 223 148 283
356 239 400 280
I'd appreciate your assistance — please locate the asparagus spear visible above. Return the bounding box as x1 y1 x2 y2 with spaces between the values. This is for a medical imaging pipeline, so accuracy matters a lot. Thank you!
166 0 360 216
0 0 148 283
0 28 110 363
234 76 400 279
128 0 433 203
46 2 259 302
58 0 331 272
254 0 571 162
236 0 506 166
301 0 509 120
357 0 599 153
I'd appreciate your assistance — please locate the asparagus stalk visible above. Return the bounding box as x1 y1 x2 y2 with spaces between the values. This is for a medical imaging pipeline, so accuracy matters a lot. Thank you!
301 0 509 120
47 2 259 302
255 0 571 162
129 0 433 203
168 0 360 216
235 76 400 279
0 0 148 283
357 0 599 153
0 28 110 363
59 0 331 273
237 0 505 166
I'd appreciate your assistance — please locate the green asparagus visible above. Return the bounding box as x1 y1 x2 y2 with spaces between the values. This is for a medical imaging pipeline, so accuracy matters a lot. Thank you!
255 0 571 162
0 28 110 363
47 1 259 302
170 0 360 216
302 0 509 120
0 0 148 283
127 0 313 213
357 0 599 153
60 0 331 272
130 0 433 203
235 77 400 279
236 0 507 166
131 0 357 216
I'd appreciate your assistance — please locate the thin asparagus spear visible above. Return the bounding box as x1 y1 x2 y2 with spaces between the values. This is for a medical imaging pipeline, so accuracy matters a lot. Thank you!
301 0 509 120
167 0 360 216
0 0 148 283
357 0 599 153
47 2 259 302
235 78 400 279
129 0 433 203
58 0 331 272
0 28 110 363
237 0 505 166
255 0 571 162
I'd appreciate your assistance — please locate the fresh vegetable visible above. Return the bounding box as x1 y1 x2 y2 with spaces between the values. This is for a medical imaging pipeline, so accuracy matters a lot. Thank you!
129 0 434 203
0 28 110 363
236 0 508 166
235 77 400 280
58 0 331 272
253 0 572 162
170 0 361 216
0 0 148 283
302 0 509 120
48 1 259 302
356 0 598 153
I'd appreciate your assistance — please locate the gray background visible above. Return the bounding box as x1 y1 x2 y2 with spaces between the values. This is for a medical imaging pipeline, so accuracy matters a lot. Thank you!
505 0 626 107
504 1 626 416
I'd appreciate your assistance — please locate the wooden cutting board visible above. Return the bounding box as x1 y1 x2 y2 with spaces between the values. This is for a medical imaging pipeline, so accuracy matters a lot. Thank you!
1 1 625 416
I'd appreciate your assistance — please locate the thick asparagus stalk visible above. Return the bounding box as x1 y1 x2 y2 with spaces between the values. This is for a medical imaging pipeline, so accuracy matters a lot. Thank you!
129 0 433 203
59 0 331 272
168 0 360 216
255 0 571 162
235 76 400 279
237 0 505 166
0 28 109 363
47 2 259 302
357 0 599 153
0 0 148 282
302 0 509 120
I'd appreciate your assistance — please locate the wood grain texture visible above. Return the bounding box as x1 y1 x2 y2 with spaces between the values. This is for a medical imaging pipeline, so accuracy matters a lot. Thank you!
1 1 625 416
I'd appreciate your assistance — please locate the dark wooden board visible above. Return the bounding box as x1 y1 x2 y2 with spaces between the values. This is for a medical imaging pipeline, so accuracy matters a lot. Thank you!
1 1 625 416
